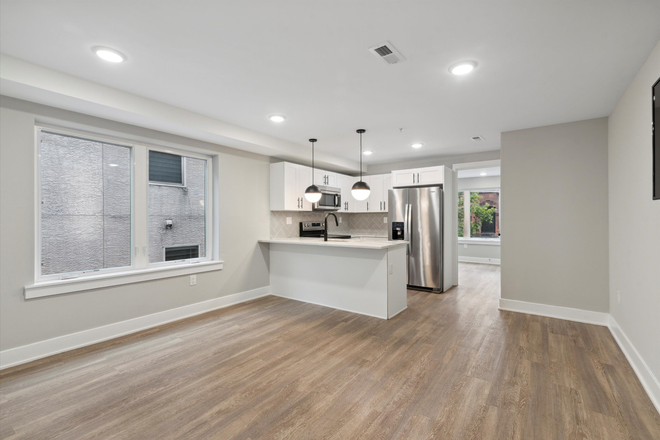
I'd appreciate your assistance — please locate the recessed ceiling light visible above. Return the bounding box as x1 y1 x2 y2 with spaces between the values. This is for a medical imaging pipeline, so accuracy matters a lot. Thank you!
93 47 125 63
108 163 118 167
411 143 424 149
449 61 477 76
363 150 373 156
269 115 286 123
480 172 487 176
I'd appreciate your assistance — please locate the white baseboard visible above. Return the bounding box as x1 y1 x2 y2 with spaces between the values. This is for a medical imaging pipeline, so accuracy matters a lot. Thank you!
608 316 660 414
498 298 609 326
0 286 271 370
459 256 500 265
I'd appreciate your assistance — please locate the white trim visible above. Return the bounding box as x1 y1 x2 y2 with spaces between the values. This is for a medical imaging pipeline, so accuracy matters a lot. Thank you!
608 316 660 414
498 298 609 326
25 261 224 299
458 238 501 246
459 256 501 265
1 286 270 370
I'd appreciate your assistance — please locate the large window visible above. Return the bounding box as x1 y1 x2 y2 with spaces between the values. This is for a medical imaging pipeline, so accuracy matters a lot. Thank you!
457 190 500 239
37 127 213 282
40 131 131 276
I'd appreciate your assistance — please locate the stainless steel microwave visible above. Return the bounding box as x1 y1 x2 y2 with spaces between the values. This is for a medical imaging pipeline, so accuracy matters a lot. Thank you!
313 185 341 211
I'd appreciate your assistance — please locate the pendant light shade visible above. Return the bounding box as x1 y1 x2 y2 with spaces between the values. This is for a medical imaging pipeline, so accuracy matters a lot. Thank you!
304 138 322 203
352 129 371 200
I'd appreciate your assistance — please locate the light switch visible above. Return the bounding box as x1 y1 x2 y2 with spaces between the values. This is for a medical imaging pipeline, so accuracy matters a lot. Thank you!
286 217 292 225
463 244 467 249
383 217 387 223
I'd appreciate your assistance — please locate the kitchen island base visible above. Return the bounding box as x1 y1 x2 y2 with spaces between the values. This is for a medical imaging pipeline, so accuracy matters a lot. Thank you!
266 242 407 319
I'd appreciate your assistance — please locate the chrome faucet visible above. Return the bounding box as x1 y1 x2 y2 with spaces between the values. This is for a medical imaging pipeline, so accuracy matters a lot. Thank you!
324 212 338 241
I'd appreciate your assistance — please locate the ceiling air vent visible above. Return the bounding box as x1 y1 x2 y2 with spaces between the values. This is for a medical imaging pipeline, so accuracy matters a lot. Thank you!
471 136 485 142
369 41 406 65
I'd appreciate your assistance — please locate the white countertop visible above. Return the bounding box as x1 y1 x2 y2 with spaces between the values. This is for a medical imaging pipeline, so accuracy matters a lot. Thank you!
259 237 407 250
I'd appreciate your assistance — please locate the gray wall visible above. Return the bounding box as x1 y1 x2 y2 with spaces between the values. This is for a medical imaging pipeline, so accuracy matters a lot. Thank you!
366 150 500 175
458 243 500 261
0 97 271 351
501 117 609 312
608 42 660 380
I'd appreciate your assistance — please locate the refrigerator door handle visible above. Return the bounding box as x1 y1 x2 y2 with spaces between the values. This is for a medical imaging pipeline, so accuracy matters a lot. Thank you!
405 203 412 255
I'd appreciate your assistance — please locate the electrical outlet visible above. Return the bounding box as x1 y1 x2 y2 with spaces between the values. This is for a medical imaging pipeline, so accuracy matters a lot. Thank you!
339 217 342 224
464 244 467 249
190 275 197 286
383 217 388 224
389 264 394 275
617 290 621 304
286 217 292 225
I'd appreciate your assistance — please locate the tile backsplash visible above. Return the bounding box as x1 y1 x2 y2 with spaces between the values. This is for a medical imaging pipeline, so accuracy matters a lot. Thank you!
270 211 388 238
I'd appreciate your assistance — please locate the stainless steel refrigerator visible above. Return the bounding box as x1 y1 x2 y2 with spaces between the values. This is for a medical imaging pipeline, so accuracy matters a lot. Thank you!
388 186 443 292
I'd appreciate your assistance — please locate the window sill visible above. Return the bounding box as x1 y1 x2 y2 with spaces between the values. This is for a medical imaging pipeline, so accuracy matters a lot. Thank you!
458 238 501 246
24 261 224 299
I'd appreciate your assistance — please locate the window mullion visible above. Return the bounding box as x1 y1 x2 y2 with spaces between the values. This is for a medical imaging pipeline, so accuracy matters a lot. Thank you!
134 145 149 269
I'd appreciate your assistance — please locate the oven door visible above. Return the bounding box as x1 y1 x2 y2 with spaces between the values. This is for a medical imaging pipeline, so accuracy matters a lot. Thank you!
314 191 341 211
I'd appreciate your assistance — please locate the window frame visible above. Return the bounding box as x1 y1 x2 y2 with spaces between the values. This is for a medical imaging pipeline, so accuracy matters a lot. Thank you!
34 125 215 284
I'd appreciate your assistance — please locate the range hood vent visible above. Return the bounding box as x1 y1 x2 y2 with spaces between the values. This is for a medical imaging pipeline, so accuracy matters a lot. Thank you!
369 41 406 65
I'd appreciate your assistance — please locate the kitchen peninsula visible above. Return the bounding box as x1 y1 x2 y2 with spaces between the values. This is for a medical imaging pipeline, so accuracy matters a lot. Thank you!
258 237 408 319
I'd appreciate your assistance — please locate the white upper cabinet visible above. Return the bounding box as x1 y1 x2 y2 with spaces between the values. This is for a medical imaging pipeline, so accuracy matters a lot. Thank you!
337 174 353 212
314 169 337 187
298 165 313 211
369 175 384 212
271 162 312 211
391 166 445 187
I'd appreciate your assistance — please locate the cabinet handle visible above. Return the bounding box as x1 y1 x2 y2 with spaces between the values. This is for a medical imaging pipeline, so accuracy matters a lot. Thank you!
367 202 369 211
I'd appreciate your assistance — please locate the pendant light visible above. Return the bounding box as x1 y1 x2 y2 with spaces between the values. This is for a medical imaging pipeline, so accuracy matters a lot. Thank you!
351 129 371 200
304 138 322 203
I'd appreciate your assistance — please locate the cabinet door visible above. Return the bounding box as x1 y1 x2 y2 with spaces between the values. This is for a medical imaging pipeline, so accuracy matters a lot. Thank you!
392 169 415 187
298 165 313 211
326 172 337 187
417 167 444 185
284 162 301 210
313 169 326 186
383 174 392 212
369 174 384 212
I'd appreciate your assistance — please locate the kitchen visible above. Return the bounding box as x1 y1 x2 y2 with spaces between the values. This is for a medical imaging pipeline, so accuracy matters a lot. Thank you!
261 133 456 319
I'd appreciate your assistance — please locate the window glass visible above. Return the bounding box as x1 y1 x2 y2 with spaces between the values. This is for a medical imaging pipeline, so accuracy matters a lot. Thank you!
458 192 465 237
470 192 499 237
40 132 131 275
148 153 206 263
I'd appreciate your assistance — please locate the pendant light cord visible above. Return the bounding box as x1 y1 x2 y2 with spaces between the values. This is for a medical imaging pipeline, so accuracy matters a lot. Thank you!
312 140 315 183
359 131 363 181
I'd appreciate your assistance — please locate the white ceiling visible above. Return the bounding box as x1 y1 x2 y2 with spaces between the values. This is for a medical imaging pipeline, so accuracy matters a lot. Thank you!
458 167 501 179
1 1 659 166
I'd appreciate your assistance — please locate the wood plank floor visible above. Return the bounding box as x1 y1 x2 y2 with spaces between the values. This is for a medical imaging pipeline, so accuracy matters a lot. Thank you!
1 263 658 439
